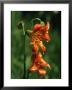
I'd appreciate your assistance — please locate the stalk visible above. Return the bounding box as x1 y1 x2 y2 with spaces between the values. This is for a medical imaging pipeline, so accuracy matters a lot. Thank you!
22 22 26 79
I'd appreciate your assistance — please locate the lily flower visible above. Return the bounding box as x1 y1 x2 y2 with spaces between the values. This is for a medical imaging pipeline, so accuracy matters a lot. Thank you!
29 21 51 76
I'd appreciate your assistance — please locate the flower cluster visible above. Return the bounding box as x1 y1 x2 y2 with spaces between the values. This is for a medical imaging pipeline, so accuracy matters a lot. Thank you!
29 22 51 76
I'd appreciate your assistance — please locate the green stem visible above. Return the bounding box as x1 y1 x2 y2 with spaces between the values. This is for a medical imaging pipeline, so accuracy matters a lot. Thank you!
26 70 30 79
31 18 42 28
32 18 41 22
22 22 26 79
23 35 26 79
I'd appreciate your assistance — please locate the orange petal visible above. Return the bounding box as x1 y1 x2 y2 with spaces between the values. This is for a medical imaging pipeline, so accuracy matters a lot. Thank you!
39 41 46 53
40 58 51 69
32 44 38 52
41 22 50 32
41 45 46 53
38 69 46 76
39 58 48 67
33 24 42 32
47 34 51 42
29 64 38 72
45 24 48 31
36 52 42 60
43 33 51 42
32 54 36 63
46 22 50 30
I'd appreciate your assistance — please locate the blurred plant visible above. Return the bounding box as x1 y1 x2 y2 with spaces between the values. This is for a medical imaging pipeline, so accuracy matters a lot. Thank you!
17 18 51 78
17 21 26 78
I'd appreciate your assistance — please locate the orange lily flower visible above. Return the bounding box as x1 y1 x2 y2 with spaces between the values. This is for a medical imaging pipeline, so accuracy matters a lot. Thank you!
29 21 51 76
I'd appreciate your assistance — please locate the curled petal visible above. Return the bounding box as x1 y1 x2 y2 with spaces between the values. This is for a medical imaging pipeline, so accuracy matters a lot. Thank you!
42 46 46 53
32 54 36 63
40 22 50 32
43 33 51 42
29 64 38 72
39 58 49 67
47 63 51 70
30 39 35 45
38 69 46 75
33 24 42 32
32 44 38 52
36 52 42 60
45 22 50 31
39 41 46 53
40 59 51 69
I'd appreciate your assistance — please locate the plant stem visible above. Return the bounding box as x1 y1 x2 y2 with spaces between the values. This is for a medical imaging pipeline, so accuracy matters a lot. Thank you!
22 22 26 79
31 18 42 28
23 34 26 79
26 70 30 79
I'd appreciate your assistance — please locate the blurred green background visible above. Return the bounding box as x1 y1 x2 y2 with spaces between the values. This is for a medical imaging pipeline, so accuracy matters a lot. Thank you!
11 11 61 79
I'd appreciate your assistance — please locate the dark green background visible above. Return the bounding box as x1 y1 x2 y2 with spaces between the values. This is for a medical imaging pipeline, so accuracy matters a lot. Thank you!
11 11 61 79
